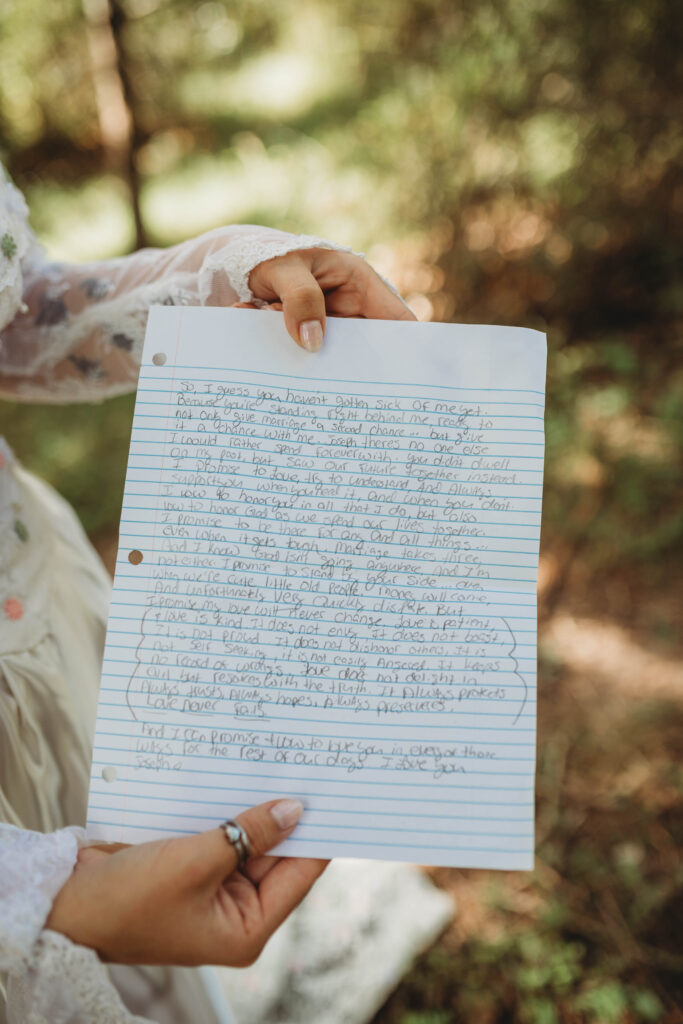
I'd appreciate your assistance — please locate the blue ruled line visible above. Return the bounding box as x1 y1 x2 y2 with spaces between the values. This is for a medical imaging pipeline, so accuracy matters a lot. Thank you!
128 440 545 459
86 817 532 852
103 650 536 676
136 368 546 397
88 788 532 819
114 537 539 562
107 596 538 619
121 474 542 505
104 641 536 665
113 559 537 585
91 745 533 771
105 626 538 649
120 507 539 532
130 413 545 445
107 596 538 615
105 615 537 634
94 691 536 720
86 804 531 838
93 724 535 745
89 774 533 805
116 515 539 546
89 770 534 800
94 688 539 719
135 401 546 430
134 396 545 419
106 575 537 597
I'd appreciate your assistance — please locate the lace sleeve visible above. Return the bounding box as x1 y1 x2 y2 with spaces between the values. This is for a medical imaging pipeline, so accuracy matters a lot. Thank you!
6 932 150 1024
0 823 149 1023
0 224 352 404
0 823 83 973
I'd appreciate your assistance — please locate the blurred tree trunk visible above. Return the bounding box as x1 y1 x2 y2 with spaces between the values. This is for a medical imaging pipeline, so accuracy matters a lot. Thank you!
82 0 147 248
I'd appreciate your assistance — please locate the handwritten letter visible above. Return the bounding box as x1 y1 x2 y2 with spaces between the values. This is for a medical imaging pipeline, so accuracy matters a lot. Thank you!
87 307 546 869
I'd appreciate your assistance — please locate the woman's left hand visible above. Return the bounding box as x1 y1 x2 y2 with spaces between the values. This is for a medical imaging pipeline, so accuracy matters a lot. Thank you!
246 248 415 352
46 799 326 967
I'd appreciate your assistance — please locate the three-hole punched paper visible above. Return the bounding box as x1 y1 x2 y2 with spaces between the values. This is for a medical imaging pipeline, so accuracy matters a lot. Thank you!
87 306 546 870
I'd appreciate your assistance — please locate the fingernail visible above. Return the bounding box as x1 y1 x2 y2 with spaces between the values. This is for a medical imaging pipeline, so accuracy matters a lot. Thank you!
270 799 304 830
299 320 323 352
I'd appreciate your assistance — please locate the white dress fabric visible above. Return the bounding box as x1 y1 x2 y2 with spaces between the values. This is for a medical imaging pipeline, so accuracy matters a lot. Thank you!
0 165 452 1024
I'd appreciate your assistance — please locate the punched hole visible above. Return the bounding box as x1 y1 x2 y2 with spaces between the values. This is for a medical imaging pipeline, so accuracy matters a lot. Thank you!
152 352 167 366
102 766 117 783
128 549 144 565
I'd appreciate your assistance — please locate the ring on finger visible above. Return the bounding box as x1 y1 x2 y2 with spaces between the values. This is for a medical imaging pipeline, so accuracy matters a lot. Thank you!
220 820 251 868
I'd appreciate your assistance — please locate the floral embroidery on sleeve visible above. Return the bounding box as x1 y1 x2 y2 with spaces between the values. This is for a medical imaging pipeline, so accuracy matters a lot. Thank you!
1 233 17 260
4 597 24 620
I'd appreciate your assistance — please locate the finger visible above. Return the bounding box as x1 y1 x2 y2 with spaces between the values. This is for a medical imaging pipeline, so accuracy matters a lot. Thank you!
76 846 113 867
257 858 329 934
328 265 416 322
255 258 327 351
193 799 305 885
242 854 280 885
82 842 131 855
230 301 283 313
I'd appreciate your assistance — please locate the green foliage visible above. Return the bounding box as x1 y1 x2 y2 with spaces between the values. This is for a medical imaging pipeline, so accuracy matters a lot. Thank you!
400 1014 450 1024
372 687 682 1023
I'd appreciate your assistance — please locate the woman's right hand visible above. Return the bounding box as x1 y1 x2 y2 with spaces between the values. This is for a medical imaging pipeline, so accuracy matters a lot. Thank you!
46 799 326 966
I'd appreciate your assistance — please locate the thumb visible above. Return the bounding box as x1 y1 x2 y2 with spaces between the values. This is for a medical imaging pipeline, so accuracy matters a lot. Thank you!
196 798 305 885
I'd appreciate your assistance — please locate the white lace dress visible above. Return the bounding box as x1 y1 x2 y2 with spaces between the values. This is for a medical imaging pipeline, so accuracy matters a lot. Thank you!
0 164 356 1024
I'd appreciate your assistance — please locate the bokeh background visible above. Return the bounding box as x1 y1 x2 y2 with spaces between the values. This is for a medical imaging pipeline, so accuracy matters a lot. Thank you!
1 1 681 1021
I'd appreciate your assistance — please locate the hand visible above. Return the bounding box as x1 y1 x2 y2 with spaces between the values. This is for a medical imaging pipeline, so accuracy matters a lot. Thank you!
46 799 326 967
247 247 416 351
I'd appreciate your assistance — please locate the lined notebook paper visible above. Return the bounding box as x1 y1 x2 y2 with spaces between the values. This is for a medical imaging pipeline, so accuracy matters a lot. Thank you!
87 306 546 869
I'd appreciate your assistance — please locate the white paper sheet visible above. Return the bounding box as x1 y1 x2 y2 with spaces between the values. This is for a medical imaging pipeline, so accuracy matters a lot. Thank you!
87 306 546 869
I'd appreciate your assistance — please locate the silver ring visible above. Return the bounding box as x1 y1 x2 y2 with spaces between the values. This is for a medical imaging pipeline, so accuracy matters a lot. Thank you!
220 820 251 868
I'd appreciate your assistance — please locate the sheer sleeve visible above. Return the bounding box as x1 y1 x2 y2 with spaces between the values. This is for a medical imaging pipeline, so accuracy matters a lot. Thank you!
0 222 352 404
0 824 150 1023
0 822 82 973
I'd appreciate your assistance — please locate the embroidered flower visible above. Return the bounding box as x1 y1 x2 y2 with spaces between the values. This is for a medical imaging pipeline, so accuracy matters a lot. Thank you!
14 518 29 542
1 232 17 259
4 597 24 620
79 276 112 299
